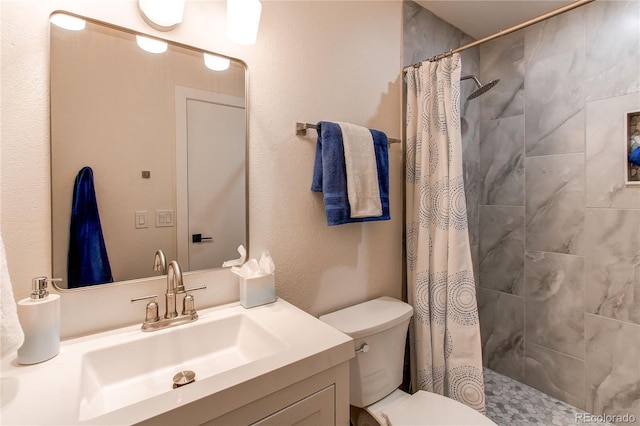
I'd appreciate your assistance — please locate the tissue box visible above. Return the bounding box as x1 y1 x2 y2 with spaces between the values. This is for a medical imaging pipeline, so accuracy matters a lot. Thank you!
240 273 276 308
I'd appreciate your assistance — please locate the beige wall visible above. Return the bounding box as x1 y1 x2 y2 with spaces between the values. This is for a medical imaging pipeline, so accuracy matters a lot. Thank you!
1 0 402 336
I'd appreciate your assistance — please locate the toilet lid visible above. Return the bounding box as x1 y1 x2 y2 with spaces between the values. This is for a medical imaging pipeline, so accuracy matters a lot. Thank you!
382 391 496 426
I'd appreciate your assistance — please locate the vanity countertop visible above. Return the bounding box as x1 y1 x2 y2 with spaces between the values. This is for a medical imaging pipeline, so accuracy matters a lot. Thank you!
0 298 354 425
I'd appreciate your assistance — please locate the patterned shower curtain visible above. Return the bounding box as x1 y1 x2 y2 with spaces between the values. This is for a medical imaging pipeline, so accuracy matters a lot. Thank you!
404 54 486 414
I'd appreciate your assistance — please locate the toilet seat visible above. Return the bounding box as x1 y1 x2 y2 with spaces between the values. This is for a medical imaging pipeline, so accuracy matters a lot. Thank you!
367 389 496 426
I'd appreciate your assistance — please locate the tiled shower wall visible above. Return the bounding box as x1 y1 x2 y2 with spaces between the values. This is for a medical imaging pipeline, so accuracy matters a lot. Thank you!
476 1 640 422
404 0 640 423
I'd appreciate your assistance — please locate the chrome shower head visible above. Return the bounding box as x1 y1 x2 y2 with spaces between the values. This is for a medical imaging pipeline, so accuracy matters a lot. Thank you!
468 79 499 100
461 75 500 100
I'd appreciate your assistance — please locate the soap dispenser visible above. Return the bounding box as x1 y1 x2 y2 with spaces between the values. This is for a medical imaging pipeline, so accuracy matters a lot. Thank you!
17 277 61 365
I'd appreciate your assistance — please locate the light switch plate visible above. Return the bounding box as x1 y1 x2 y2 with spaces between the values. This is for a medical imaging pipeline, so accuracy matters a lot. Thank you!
135 211 148 229
155 210 174 227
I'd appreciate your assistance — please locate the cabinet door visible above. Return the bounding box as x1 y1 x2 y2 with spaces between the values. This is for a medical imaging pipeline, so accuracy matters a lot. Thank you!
252 385 335 426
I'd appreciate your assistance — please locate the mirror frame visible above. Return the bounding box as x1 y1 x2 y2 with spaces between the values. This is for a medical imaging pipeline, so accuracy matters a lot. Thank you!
49 11 250 292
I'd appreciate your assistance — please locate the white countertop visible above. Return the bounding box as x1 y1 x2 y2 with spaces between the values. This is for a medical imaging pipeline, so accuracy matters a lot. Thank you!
0 298 354 425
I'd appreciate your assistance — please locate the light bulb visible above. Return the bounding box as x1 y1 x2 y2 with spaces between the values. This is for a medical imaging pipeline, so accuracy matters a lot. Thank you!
136 36 168 54
139 0 185 31
204 54 231 71
50 13 86 31
227 0 262 45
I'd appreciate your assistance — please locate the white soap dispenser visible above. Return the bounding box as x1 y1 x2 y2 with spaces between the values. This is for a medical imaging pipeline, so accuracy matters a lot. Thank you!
17 277 61 365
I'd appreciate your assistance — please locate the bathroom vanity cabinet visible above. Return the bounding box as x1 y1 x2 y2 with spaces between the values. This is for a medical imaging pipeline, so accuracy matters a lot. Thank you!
1 300 354 426
142 362 349 425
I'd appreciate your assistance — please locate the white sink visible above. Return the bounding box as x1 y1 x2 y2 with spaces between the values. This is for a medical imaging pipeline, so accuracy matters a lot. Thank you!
1 299 353 426
78 312 286 420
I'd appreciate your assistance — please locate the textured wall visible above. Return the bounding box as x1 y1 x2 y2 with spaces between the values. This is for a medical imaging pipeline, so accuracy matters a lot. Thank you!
245 1 403 317
1 0 403 337
475 1 640 422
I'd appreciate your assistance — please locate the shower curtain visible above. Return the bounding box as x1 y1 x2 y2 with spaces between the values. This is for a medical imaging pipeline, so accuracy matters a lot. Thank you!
404 54 486 413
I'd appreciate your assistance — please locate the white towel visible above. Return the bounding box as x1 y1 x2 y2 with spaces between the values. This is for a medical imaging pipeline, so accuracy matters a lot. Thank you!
1 234 24 358
337 122 382 218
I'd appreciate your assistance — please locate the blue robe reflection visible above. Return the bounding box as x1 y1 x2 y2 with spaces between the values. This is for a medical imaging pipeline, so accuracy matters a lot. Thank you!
68 166 113 288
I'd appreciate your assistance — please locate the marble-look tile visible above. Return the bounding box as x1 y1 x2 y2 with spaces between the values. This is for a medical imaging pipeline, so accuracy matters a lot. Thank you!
463 160 479 247
461 89 480 162
403 1 468 67
479 206 525 296
480 115 525 206
470 244 479 287
525 251 585 359
584 0 640 102
585 209 640 326
480 32 525 122
459 34 479 76
586 93 640 209
525 154 585 255
461 114 479 158
524 6 585 64
525 49 585 156
525 342 586 410
478 289 525 382
485 368 611 426
586 314 640 425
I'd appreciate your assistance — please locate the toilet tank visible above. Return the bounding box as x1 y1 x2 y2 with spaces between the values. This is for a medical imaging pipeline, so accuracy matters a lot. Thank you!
319 296 413 407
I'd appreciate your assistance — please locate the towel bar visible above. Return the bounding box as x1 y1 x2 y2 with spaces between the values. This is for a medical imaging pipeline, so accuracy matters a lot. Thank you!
296 122 401 145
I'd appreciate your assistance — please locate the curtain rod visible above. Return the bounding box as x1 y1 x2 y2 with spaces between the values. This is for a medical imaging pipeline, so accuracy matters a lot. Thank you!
403 0 595 71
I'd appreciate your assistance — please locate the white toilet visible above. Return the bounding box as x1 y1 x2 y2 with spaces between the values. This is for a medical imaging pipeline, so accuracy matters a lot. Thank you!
319 296 497 426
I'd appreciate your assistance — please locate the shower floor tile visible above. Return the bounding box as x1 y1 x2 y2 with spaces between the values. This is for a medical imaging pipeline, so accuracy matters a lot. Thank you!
484 368 612 426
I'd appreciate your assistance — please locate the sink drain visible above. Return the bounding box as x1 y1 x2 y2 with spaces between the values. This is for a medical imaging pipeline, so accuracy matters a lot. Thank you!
173 370 196 388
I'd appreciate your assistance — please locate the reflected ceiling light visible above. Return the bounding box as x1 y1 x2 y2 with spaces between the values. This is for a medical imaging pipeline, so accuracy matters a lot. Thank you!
136 35 168 54
50 13 86 31
227 0 262 45
138 0 185 31
204 53 231 71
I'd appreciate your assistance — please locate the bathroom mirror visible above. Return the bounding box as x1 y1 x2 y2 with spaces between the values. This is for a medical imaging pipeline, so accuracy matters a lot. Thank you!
50 13 248 289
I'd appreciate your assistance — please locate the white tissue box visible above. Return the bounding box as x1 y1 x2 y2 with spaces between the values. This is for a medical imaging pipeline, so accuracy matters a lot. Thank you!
240 273 276 308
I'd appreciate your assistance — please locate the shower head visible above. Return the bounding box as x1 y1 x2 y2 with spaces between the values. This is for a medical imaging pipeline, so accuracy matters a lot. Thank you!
461 75 500 100
468 79 500 100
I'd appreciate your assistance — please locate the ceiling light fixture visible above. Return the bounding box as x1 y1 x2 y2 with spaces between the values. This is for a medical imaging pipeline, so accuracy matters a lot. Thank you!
50 13 86 31
136 35 168 54
138 0 185 31
227 0 262 45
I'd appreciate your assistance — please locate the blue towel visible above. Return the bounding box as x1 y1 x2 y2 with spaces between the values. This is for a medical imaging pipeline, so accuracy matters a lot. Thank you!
67 166 113 288
311 121 390 226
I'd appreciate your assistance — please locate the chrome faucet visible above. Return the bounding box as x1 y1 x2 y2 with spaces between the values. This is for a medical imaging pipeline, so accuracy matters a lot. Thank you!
153 249 167 274
130 257 206 332
165 260 185 319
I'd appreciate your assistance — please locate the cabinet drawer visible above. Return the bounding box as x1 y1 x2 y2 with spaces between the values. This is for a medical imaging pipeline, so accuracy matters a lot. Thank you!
252 385 335 426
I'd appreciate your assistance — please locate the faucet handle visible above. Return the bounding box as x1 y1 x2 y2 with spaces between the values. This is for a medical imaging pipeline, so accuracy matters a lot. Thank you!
180 285 207 294
180 285 206 317
182 294 196 317
131 295 160 324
